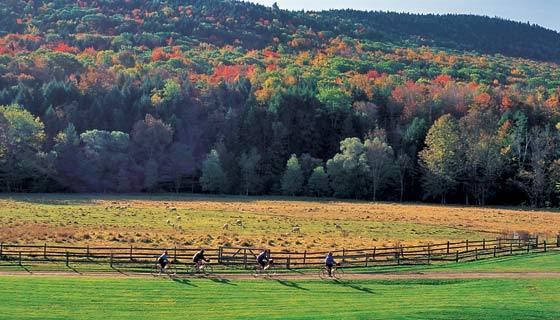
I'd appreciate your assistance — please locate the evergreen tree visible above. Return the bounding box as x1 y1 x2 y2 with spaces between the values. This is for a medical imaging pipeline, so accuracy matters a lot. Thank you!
200 149 228 193
307 166 330 197
239 148 261 195
281 154 304 196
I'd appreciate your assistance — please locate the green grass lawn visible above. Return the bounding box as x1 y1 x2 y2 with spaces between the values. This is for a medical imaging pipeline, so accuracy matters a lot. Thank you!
0 275 558 319
351 251 560 274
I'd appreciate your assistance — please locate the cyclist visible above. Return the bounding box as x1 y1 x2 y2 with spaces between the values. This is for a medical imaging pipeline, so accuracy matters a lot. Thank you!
157 250 170 273
256 249 273 271
193 249 210 271
325 252 338 277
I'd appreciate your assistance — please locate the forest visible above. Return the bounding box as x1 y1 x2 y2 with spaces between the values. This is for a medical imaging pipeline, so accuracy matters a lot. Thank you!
1 0 560 207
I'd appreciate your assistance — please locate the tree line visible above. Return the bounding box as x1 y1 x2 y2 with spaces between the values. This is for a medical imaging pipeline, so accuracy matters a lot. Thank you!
2 0 560 207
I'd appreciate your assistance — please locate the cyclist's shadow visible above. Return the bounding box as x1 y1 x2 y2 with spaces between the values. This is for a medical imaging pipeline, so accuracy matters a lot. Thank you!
274 279 309 291
172 277 198 287
210 277 237 286
332 280 375 294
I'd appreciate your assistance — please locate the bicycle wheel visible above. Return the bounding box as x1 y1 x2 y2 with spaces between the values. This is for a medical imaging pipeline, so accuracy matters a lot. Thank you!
151 262 161 276
187 265 198 276
333 267 344 279
319 268 330 280
201 264 214 275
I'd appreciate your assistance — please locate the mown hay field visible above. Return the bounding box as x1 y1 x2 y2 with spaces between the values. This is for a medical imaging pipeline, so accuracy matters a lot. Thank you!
1 194 559 250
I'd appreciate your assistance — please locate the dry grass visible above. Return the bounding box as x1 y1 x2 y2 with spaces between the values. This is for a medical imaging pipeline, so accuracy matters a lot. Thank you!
0 194 558 251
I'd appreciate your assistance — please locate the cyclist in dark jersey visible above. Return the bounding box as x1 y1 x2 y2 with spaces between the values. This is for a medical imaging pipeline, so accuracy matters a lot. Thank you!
257 249 273 271
193 249 209 271
325 252 337 277
157 250 169 272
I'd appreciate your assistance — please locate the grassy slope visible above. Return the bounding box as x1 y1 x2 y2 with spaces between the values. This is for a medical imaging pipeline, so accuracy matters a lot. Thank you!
0 275 558 319
1 194 559 251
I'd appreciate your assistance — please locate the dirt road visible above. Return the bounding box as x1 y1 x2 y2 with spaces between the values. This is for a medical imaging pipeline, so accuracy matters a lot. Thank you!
1 270 559 280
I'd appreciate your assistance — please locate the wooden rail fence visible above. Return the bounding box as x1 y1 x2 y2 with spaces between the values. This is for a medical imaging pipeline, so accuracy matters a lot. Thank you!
0 236 558 271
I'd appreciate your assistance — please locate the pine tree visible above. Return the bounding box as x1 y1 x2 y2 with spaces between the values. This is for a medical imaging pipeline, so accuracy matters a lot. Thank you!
307 166 330 197
281 154 303 196
200 149 228 193
239 148 261 195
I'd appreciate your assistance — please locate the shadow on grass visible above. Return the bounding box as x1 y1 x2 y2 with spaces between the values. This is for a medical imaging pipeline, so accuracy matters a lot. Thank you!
274 279 309 291
210 277 237 286
332 280 375 294
66 264 82 274
18 265 32 273
172 278 198 287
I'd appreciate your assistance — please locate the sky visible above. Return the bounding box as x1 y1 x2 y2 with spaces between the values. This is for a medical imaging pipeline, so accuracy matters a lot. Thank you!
249 0 560 32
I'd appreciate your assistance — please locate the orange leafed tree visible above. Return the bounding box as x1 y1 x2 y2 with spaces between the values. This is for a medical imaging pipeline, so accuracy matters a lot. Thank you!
474 92 492 107
151 47 168 61
53 42 79 54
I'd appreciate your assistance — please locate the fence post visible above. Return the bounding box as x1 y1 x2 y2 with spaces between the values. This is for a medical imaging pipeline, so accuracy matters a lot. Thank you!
0 242 2 259
557 234 559 248
446 241 450 254
18 251 22 266
243 249 247 269
66 251 69 267
527 242 530 253
342 248 346 263
44 243 47 260
493 246 497 257
218 247 222 264
535 236 539 248
372 247 376 262
482 239 486 250
86 245 90 260
510 242 513 255
303 250 307 265
365 251 369 267
544 241 547 252
173 247 177 263
110 252 113 268
475 248 478 260
466 240 469 252
427 245 432 264
455 251 459 263
130 246 133 262
400 246 404 258
287 255 291 269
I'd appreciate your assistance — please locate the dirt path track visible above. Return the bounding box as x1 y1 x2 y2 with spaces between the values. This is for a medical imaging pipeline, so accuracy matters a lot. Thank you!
1 270 560 280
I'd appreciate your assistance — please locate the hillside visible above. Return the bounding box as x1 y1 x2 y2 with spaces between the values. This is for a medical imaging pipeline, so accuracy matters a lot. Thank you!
2 1 560 62
1 0 560 206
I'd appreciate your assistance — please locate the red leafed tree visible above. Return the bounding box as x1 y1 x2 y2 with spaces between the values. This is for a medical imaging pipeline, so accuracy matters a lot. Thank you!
434 74 453 86
263 50 280 59
366 69 379 79
501 95 513 112
53 42 79 54
212 65 244 83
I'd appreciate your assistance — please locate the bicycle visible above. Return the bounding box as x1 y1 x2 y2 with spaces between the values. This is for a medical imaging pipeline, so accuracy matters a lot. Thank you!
253 263 276 278
188 261 214 276
319 264 344 280
151 259 177 277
